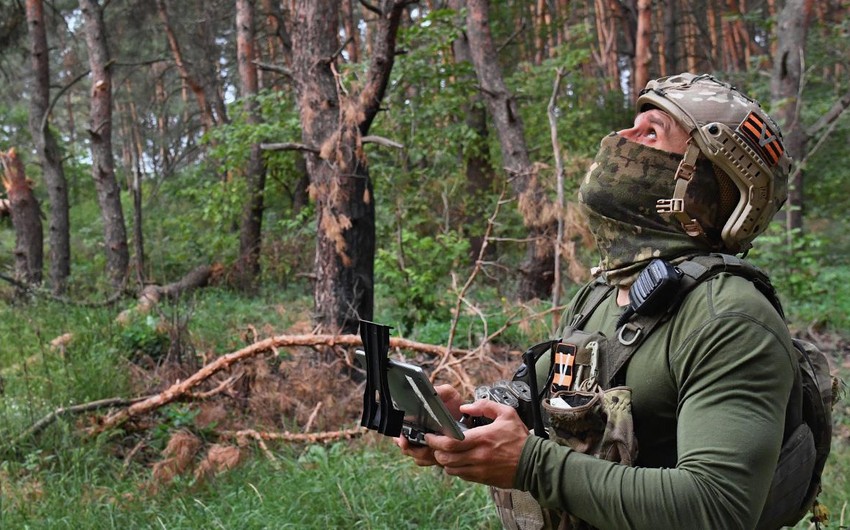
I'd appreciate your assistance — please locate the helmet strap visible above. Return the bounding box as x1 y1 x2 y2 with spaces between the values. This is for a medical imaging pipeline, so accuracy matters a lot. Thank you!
656 140 708 239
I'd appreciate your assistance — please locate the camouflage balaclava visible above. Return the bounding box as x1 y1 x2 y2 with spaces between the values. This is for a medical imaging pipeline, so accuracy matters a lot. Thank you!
579 133 723 286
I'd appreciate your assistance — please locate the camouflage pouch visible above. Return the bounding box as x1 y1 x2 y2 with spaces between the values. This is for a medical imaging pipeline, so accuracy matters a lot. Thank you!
544 385 637 466
490 488 558 530
542 385 637 530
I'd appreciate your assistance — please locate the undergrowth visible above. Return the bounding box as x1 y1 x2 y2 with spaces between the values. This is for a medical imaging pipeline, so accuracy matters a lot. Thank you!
0 437 499 529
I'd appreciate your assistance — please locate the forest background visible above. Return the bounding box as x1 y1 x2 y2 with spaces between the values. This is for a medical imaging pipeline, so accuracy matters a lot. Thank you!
0 0 848 528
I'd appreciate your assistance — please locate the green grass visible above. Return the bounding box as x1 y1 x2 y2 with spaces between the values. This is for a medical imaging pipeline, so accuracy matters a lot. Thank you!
0 438 500 529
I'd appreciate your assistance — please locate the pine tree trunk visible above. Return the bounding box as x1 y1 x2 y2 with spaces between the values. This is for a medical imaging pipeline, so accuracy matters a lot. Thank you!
79 0 129 291
466 0 554 300
1 149 44 290
449 0 495 264
662 0 677 75
292 0 408 332
126 97 146 285
156 0 216 131
771 0 813 235
633 0 652 100
26 0 70 295
235 0 268 291
341 0 360 63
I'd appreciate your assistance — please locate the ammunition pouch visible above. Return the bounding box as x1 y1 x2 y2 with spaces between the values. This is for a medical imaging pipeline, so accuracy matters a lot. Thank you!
491 329 639 530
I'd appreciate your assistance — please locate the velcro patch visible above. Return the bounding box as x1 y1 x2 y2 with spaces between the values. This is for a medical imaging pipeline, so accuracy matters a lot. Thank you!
736 111 784 166
551 342 577 393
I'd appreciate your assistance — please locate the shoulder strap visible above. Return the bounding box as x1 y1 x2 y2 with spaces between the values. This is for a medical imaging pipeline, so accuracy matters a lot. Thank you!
568 276 616 331
600 253 782 388
679 253 784 319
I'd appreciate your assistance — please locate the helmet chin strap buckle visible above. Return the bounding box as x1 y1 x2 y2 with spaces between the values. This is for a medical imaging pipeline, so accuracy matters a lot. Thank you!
656 141 707 239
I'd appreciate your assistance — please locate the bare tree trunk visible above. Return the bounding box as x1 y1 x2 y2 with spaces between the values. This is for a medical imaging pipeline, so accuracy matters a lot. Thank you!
292 0 410 332
593 0 619 91
151 61 171 176
1 149 44 290
26 0 70 295
771 0 813 235
127 96 146 285
234 0 268 291
662 0 677 75
633 0 652 100
198 1 230 126
156 0 216 131
465 0 554 300
79 0 129 291
341 0 360 63
259 0 291 90
449 0 495 263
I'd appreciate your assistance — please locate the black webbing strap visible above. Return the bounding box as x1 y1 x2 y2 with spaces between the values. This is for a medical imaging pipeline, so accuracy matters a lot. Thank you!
600 253 784 388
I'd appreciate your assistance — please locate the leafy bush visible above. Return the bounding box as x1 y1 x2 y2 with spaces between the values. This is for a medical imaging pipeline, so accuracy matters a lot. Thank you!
749 224 850 333
375 230 470 334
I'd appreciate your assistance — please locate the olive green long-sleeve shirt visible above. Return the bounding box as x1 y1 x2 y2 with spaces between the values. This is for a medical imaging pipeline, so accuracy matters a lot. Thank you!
514 273 796 530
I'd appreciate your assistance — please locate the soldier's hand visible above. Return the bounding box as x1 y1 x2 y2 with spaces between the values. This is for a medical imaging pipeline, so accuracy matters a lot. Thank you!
425 399 530 489
396 384 464 467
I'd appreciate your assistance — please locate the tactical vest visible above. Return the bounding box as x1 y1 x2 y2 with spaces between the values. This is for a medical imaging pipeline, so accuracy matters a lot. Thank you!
493 253 836 530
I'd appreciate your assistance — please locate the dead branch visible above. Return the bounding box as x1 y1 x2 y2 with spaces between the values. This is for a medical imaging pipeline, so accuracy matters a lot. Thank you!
259 142 320 154
437 190 508 381
808 87 850 138
253 60 293 79
361 135 404 149
96 333 468 433
187 372 242 400
225 427 367 446
303 402 322 433
548 67 569 315
359 0 381 16
12 396 144 446
116 264 214 324
231 429 279 464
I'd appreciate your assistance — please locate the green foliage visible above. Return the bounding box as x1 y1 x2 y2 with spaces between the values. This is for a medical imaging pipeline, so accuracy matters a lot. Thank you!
749 224 850 333
206 90 301 172
375 230 470 334
507 26 627 159
144 169 244 274
118 314 170 363
0 101 30 148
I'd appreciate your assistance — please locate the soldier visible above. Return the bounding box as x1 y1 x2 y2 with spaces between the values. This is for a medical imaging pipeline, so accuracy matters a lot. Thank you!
399 73 800 529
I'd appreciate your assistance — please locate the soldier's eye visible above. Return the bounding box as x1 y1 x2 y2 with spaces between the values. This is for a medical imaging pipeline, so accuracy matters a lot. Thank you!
646 129 657 139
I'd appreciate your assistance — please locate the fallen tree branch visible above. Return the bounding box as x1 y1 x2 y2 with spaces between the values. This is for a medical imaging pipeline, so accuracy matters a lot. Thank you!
116 264 215 324
96 333 468 433
224 427 367 446
13 396 146 446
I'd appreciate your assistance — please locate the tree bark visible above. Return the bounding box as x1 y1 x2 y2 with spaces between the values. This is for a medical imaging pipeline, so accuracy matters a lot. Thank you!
449 0 495 264
126 96 146 285
156 0 216 131
234 0 268 291
465 0 555 300
292 0 410 333
633 0 652 100
79 0 129 291
26 0 70 295
1 149 44 290
341 0 360 63
771 0 812 234
259 0 291 90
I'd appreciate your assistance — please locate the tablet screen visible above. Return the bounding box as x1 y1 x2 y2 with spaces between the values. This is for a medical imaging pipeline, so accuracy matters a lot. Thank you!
355 350 465 442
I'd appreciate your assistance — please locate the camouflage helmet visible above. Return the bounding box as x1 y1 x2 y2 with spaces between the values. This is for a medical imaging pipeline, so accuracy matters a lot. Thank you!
637 73 792 253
